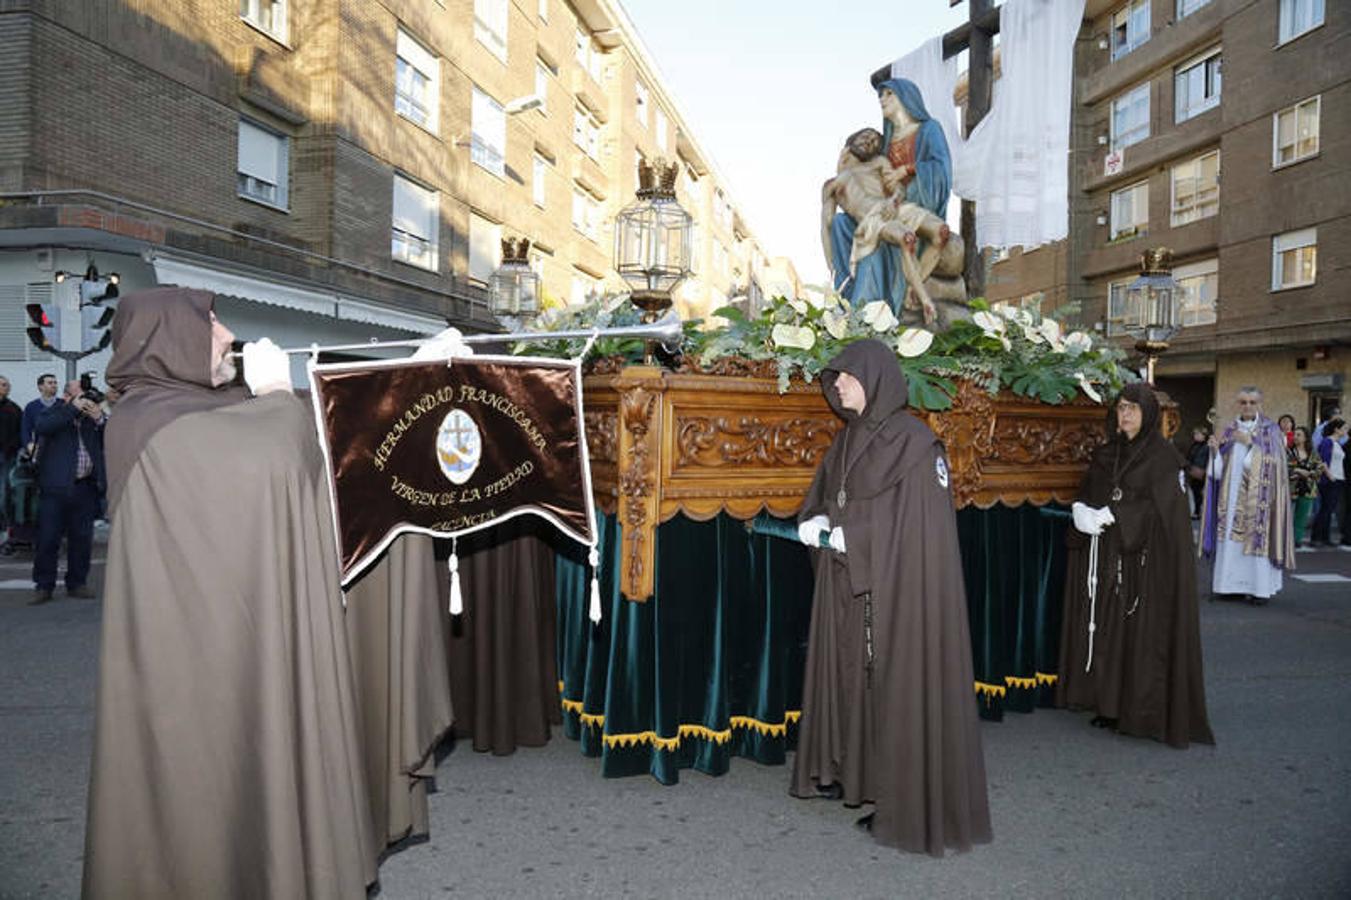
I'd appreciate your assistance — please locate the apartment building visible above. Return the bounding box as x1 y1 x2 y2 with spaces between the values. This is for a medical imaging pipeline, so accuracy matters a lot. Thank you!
989 0 1349 430
0 0 775 401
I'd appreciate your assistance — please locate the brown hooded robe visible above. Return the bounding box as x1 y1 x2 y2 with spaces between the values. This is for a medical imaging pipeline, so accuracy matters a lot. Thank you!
446 519 561 754
83 288 377 898
342 533 455 846
790 339 992 857
1056 383 1214 748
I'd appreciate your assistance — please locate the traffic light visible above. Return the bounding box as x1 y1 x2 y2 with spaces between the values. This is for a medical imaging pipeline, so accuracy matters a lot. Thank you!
25 302 62 353
81 303 116 354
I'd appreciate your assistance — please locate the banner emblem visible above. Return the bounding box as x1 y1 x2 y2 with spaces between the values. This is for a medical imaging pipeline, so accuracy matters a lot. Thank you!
437 408 482 484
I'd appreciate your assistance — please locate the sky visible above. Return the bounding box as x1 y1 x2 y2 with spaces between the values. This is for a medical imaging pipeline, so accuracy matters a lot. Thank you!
621 0 971 288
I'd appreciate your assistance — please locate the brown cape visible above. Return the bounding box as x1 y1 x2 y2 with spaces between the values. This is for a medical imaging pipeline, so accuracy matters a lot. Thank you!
446 519 561 753
342 534 455 846
790 339 992 856
1056 383 1214 748
84 290 376 897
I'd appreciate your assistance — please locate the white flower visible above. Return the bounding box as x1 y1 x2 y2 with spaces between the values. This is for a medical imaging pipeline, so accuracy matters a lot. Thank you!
825 292 852 313
1020 324 1045 344
1038 318 1065 351
1063 330 1093 356
1075 372 1103 403
822 308 850 340
972 311 1012 350
771 323 817 351
860 300 899 333
787 297 810 316
994 302 1032 327
896 327 934 358
972 310 1004 334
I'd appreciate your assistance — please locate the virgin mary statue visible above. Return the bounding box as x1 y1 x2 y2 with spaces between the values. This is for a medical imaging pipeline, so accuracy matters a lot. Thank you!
829 77 953 313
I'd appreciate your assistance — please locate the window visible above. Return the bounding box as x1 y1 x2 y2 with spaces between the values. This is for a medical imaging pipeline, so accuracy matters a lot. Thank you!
1273 96 1320 167
1272 228 1316 290
1111 83 1149 150
1107 279 1132 336
574 30 602 82
1111 0 1150 61
240 0 287 43
688 220 702 274
714 189 733 231
1173 259 1218 326
535 60 551 114
1177 0 1211 17
1279 0 1324 44
474 0 508 62
237 118 289 209
1170 150 1219 226
468 213 501 285
395 29 439 132
532 154 549 207
1110 181 1148 240
1174 47 1221 123
471 86 506 177
634 150 645 189
680 165 698 204
571 187 600 241
573 107 600 160
570 271 600 305
538 0 547 22
655 108 669 153
391 174 439 270
635 80 649 127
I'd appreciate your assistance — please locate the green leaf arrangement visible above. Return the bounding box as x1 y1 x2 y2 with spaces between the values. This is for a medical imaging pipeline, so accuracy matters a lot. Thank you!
512 292 1132 412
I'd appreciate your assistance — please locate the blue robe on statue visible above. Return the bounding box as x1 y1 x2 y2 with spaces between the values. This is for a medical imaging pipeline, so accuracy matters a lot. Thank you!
831 78 953 314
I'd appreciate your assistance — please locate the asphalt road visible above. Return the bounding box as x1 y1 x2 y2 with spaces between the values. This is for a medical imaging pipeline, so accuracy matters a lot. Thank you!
1 542 1349 899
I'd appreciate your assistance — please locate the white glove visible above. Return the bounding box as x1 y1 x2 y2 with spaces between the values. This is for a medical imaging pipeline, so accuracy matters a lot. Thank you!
241 338 292 395
798 515 830 548
1072 502 1114 536
828 526 846 553
411 327 474 361
1093 506 1116 530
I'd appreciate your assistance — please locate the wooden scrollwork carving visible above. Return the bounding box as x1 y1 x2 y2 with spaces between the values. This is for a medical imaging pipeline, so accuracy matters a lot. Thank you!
674 415 840 468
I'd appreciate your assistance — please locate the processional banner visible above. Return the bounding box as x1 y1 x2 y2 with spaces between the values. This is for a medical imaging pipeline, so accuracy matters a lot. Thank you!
308 354 596 585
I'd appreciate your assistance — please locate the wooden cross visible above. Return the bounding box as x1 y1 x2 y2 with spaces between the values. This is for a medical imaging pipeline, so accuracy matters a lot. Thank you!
870 0 1000 300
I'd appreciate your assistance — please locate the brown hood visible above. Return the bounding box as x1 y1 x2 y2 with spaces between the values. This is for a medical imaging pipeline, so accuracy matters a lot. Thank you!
104 287 249 511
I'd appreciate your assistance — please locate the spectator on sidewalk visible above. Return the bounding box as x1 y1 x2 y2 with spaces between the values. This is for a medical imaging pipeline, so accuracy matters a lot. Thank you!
0 376 23 527
1312 418 1347 546
20 373 58 452
29 380 106 605
1185 425 1210 519
1287 426 1322 548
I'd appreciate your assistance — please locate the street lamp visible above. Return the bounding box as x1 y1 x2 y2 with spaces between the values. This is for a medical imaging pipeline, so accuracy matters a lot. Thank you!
1122 247 1180 384
489 237 539 321
614 158 691 327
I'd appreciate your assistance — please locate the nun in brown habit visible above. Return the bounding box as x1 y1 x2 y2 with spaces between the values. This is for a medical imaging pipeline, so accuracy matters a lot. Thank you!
1056 382 1214 748
83 288 377 898
790 338 992 857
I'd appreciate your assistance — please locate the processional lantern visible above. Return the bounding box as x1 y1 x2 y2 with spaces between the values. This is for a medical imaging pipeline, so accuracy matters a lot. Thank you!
489 237 540 320
614 158 692 324
1122 247 1180 384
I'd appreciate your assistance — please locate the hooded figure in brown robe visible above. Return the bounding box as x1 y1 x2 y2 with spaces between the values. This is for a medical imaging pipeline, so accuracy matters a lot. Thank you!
342 532 455 846
1056 382 1214 749
790 338 992 857
83 288 378 898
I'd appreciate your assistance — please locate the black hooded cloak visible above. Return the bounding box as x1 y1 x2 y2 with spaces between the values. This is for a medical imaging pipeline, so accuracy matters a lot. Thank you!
1055 383 1214 748
790 339 992 856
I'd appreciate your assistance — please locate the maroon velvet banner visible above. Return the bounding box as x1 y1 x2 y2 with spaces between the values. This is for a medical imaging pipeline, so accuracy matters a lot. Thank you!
309 354 594 583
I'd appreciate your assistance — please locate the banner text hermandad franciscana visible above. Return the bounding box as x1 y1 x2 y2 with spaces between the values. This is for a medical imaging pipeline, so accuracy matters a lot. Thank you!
308 354 596 585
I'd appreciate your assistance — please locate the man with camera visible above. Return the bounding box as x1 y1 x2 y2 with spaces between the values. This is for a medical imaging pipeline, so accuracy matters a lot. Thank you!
29 378 106 604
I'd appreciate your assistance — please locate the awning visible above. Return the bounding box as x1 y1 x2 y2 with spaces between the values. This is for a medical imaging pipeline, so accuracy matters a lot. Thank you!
150 253 444 334
337 298 445 333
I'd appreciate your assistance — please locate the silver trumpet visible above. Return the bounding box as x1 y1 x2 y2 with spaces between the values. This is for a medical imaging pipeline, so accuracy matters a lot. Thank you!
231 309 684 358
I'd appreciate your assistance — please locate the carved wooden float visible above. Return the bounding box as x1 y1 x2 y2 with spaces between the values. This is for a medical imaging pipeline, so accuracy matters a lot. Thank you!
583 358 1172 601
